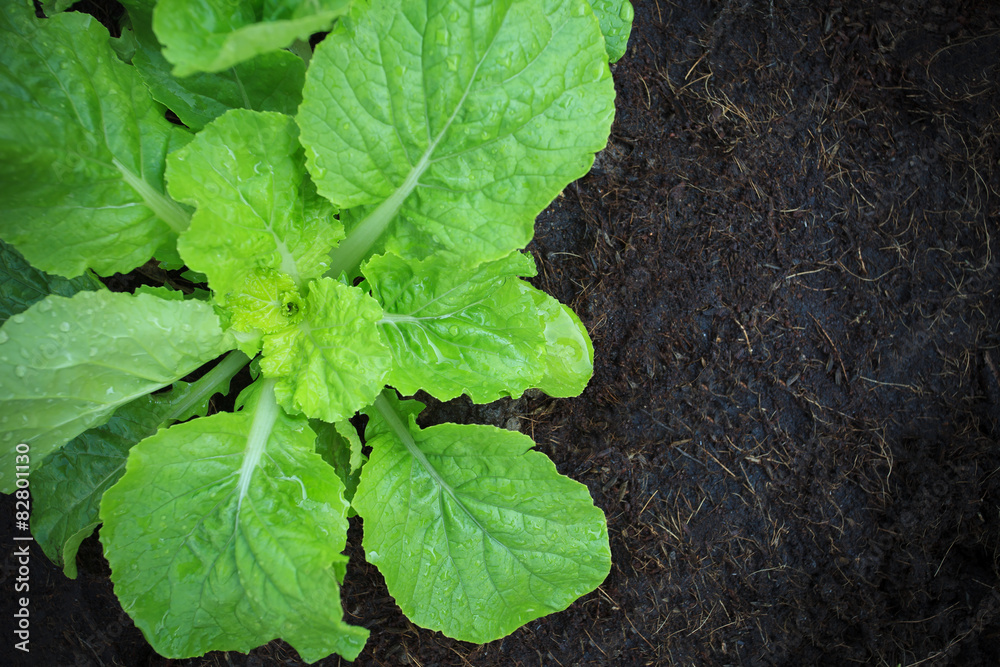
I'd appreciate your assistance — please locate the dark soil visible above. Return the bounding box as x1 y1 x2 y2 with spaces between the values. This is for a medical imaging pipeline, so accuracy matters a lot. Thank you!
4 0 1000 665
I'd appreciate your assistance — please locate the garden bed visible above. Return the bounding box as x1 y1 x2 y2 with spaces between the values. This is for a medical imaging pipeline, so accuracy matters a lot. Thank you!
3 0 1000 665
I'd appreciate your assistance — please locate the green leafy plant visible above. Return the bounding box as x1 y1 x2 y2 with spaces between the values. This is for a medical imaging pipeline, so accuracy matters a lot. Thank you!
0 0 632 661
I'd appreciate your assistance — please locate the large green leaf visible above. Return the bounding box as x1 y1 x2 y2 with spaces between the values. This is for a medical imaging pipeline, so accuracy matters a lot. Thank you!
365 251 546 402
0 240 103 324
354 393 611 642
169 110 342 299
30 351 247 577
0 291 229 493
0 5 191 278
153 0 352 76
262 277 392 422
590 0 633 63
298 0 616 273
100 379 368 661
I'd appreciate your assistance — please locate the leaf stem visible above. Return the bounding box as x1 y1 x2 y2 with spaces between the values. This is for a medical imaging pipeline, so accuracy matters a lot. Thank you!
325 157 428 278
163 350 249 423
372 392 452 494
113 158 191 233
236 377 280 511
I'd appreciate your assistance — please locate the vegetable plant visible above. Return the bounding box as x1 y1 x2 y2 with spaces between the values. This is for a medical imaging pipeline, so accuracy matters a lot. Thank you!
0 0 633 661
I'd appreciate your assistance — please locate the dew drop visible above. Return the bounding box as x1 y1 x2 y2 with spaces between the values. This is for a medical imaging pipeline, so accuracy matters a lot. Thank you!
591 62 604 83
59 322 71 332
14 365 27 378
89 347 99 357
37 300 53 313
11 314 25 324
448 325 459 337
0 331 7 344
446 54 459 72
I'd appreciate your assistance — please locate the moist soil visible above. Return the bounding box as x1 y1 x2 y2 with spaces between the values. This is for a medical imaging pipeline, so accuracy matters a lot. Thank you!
4 1 1000 665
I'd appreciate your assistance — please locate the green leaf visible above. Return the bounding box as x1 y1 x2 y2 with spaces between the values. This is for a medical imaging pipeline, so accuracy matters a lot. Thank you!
0 291 229 493
153 0 352 76
100 379 368 661
312 419 365 504
169 110 342 299
137 43 306 132
110 25 140 63
227 268 304 338
263 278 392 422
31 396 173 579
298 0 616 273
354 393 611 642
589 0 633 63
366 251 546 402
39 0 77 16
0 6 192 278
0 240 103 324
132 285 185 301
527 285 594 397
119 0 307 131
